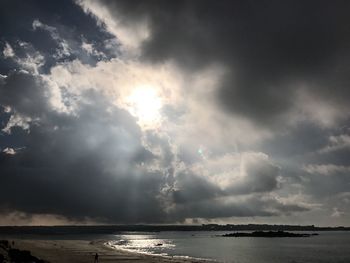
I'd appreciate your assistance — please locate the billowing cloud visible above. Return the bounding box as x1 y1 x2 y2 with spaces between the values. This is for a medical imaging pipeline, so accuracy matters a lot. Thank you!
0 0 349 225
81 0 350 128
2 43 14 58
303 164 350 176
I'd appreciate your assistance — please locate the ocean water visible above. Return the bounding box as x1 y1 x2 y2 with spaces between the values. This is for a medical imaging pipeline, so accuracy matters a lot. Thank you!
106 231 350 263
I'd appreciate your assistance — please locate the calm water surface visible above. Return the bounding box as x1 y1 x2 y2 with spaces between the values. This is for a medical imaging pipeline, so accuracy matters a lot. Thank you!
107 231 350 263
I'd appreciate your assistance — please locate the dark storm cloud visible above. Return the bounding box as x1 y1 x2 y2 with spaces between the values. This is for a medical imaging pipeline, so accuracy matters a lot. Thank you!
170 194 309 220
1 0 348 224
172 172 222 204
228 155 280 194
172 198 276 219
256 123 331 159
0 76 166 222
89 0 350 221
0 0 117 74
0 61 167 222
0 69 302 222
0 72 303 222
172 153 280 206
96 0 350 126
0 71 48 116
300 165 350 200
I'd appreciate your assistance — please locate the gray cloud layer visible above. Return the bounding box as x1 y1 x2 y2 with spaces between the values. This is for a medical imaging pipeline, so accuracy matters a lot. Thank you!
0 71 166 223
96 0 350 126
0 0 350 225
0 70 302 223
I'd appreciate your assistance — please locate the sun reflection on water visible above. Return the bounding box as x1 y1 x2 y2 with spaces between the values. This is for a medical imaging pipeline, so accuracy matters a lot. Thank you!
107 233 175 256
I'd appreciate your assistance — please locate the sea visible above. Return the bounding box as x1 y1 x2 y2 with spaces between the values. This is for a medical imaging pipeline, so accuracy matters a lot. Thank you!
105 231 350 263
2 230 350 263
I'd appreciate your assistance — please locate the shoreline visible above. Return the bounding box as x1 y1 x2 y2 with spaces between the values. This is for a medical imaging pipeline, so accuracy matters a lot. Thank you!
2 238 214 263
104 240 214 263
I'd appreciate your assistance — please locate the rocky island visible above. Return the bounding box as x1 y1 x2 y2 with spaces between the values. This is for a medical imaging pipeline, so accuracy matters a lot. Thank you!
221 231 319 238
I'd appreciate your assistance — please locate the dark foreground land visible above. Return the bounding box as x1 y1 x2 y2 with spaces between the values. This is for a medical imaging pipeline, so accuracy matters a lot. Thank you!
0 239 211 263
221 231 319 238
0 240 47 263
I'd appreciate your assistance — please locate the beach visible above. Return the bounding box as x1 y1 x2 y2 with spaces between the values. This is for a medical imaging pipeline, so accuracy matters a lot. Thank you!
1 239 210 263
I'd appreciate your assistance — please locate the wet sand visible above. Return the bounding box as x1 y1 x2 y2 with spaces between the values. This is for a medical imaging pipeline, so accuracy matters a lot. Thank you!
8 239 211 263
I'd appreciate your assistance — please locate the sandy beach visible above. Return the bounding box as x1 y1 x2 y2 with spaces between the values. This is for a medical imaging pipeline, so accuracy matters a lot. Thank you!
1 239 211 263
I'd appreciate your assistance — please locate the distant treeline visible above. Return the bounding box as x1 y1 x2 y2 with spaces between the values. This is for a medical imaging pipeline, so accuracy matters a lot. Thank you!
0 224 349 235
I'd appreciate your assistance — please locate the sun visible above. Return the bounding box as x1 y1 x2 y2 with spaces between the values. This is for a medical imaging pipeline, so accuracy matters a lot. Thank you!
126 85 162 127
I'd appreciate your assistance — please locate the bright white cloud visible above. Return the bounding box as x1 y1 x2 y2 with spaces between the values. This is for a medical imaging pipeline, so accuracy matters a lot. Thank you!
77 0 150 56
303 164 350 176
2 42 15 58
2 113 32 134
2 147 16 155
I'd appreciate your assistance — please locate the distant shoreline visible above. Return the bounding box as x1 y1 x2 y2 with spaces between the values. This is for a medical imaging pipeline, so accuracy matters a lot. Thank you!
0 224 349 235
221 231 319 238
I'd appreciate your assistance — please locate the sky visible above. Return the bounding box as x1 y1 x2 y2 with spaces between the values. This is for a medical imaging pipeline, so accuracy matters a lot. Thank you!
0 0 350 226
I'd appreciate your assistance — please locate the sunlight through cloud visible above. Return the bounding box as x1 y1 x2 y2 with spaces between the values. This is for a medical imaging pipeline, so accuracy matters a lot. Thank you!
126 85 162 128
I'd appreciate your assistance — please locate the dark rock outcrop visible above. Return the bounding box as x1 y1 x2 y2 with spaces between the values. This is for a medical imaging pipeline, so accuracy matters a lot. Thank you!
221 231 319 238
0 240 48 263
8 248 48 262
0 241 9 250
